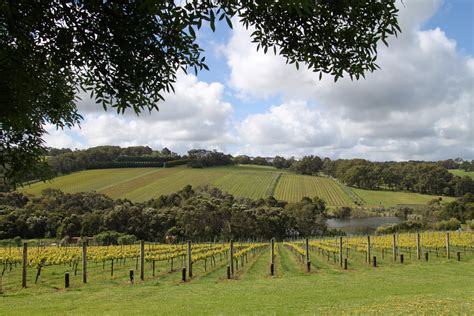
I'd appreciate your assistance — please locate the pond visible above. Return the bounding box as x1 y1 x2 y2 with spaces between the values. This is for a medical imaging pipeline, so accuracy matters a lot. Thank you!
326 216 402 235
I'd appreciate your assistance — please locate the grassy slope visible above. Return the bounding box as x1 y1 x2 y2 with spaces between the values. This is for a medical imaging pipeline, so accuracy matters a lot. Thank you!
449 169 474 179
274 174 354 206
352 188 455 207
19 165 281 202
18 165 456 207
0 245 473 315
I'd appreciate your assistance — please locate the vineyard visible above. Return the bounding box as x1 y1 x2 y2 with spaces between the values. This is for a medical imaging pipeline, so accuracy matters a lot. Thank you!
1 231 473 314
19 165 457 207
274 174 354 205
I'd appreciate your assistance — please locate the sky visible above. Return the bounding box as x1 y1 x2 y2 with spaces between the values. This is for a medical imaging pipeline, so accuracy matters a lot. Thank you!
44 0 474 161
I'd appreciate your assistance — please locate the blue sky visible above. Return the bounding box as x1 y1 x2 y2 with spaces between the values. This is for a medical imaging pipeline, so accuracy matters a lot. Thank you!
46 0 474 161
424 0 473 53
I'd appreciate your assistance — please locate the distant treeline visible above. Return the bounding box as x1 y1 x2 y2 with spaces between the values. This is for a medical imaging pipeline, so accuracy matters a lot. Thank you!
20 146 474 199
233 155 474 197
46 146 183 175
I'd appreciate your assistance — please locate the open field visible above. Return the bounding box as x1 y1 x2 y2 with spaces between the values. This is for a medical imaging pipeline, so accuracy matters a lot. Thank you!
1 234 473 315
352 188 455 207
19 165 455 207
449 169 474 179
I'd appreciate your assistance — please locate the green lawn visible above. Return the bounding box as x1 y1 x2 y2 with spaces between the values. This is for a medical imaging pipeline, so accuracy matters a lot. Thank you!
352 188 455 207
1 244 473 314
449 169 474 180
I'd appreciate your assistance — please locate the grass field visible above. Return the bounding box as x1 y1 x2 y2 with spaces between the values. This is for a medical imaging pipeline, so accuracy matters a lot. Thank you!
1 244 473 314
449 169 474 179
19 165 456 207
19 165 286 203
352 188 455 207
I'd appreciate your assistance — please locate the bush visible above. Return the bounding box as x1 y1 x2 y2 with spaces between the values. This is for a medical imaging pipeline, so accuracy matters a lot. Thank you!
13 236 22 247
467 219 474 230
333 207 352 219
60 236 70 246
117 234 137 245
433 218 461 231
375 220 423 235
375 223 398 235
93 231 122 245
165 159 189 167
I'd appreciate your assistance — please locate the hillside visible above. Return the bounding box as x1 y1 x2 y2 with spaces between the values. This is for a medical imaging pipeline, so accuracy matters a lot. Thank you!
18 165 454 207
449 169 474 180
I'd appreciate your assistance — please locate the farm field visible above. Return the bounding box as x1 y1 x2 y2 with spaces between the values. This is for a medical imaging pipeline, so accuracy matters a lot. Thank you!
274 174 354 206
19 165 283 202
449 169 474 179
0 233 473 315
352 188 456 207
19 165 455 207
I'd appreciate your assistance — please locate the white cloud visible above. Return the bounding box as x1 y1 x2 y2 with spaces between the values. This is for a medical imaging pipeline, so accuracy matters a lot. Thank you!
46 74 235 153
227 0 474 160
45 0 473 161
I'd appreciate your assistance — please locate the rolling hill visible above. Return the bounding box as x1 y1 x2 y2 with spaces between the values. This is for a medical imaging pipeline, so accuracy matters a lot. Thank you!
18 165 455 207
449 169 474 180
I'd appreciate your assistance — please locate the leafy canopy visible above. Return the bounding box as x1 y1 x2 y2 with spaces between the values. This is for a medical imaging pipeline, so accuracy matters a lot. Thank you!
0 0 400 187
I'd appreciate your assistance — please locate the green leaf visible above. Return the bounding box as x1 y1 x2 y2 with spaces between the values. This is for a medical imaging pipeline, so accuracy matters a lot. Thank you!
188 26 196 38
210 10 216 32
225 16 233 29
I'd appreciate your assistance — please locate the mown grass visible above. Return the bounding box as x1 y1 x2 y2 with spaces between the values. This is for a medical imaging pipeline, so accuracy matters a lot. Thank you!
1 244 473 315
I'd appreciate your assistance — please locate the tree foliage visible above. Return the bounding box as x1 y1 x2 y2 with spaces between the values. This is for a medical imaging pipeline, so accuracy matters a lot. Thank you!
1 0 400 187
0 186 332 240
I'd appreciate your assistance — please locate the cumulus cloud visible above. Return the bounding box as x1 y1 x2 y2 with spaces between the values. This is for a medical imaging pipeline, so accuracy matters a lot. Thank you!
227 0 474 160
45 0 473 161
47 74 235 153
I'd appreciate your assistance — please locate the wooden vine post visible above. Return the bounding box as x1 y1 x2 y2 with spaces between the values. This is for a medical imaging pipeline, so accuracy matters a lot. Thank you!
305 238 310 272
140 240 145 281
65 272 70 288
392 234 397 262
446 232 450 259
367 236 371 264
270 238 275 275
82 241 87 284
416 233 421 260
230 239 234 276
22 242 27 288
339 237 343 267
187 240 192 278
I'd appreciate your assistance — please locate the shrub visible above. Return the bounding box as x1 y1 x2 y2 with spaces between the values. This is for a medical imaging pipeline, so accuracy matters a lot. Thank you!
333 207 352 219
117 234 137 245
93 231 122 245
467 219 474 230
13 236 22 247
433 218 461 231
375 220 423 235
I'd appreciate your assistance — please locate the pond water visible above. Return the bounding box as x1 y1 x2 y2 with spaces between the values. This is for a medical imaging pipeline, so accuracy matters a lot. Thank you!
326 216 402 235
